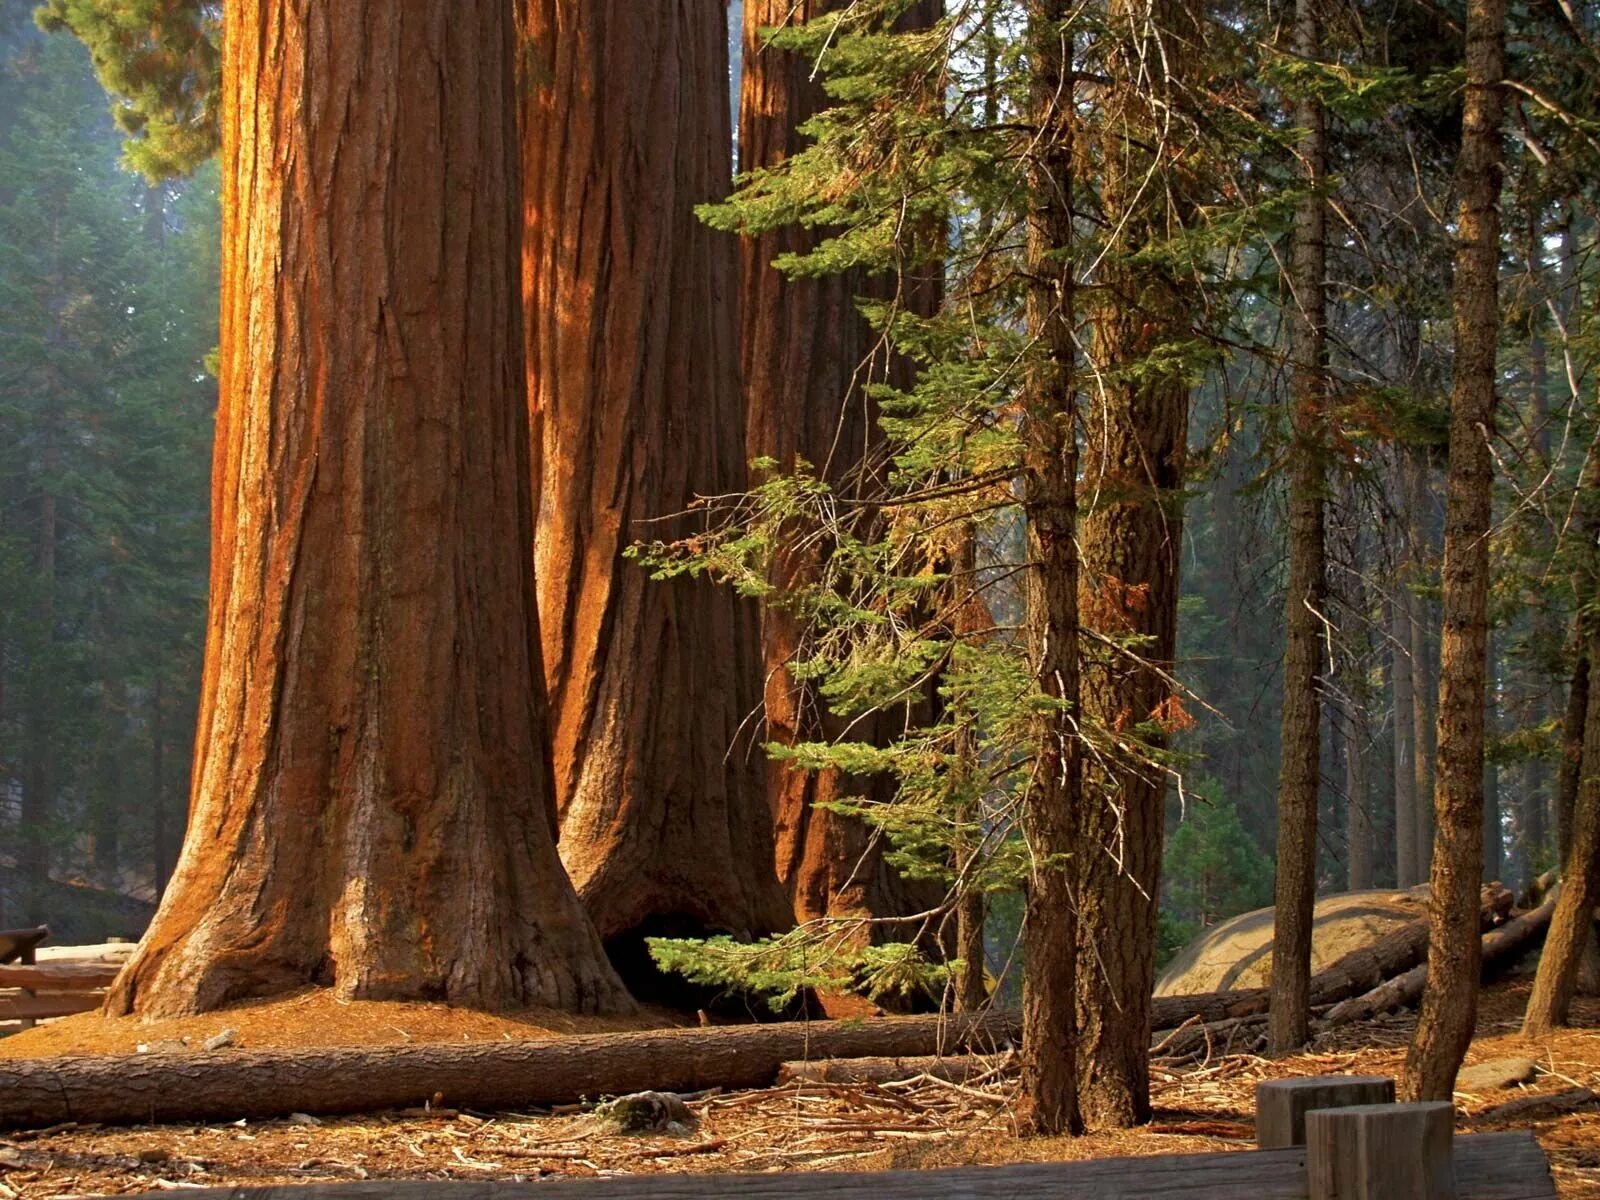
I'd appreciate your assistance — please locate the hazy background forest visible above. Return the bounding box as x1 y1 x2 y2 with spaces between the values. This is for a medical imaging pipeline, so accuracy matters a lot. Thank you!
0 0 1580 971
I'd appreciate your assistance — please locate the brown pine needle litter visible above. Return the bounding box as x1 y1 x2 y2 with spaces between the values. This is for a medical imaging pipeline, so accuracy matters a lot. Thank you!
0 980 1595 1198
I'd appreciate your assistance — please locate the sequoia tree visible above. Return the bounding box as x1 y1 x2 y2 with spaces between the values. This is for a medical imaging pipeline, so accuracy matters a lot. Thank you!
106 0 632 1018
1076 0 1202 1128
738 0 944 934
1403 0 1505 1098
1269 0 1329 1057
520 0 793 958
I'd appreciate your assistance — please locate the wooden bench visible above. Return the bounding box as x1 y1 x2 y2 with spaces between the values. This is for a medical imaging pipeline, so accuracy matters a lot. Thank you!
111 1076 1555 1200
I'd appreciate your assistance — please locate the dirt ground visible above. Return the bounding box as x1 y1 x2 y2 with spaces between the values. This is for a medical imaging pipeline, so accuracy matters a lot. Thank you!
0 980 1596 1198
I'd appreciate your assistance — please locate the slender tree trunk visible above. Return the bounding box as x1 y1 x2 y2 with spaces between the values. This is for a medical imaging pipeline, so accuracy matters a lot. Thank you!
1391 585 1420 886
1403 0 1504 1097
737 0 945 939
1406 455 1437 877
1525 632 1600 1034
107 0 631 1020
951 521 989 1013
1483 634 1501 882
520 0 792 954
1017 0 1082 1137
1269 0 1328 1056
1076 0 1199 1128
1557 656 1589 869
1347 704 1375 890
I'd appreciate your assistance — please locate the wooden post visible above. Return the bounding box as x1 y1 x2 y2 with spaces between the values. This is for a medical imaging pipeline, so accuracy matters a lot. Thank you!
1256 1076 1397 1148
1307 1101 1456 1200
18 939 34 1031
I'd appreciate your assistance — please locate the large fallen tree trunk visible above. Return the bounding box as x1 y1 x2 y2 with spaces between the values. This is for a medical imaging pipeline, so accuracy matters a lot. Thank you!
776 1053 1013 1086
1323 894 1556 1027
0 890 1521 1129
0 1012 1025 1129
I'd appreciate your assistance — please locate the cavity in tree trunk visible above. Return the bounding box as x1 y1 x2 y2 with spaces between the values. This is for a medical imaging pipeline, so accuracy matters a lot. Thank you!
1269 0 1328 1057
1016 0 1082 1138
1075 0 1199 1129
1402 0 1504 1097
521 0 793 965
737 0 945 939
106 0 632 1020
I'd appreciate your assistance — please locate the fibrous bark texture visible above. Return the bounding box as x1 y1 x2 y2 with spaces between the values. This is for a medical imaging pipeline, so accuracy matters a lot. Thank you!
1014 0 1082 1139
738 0 944 936
1268 0 1328 1058
107 0 632 1019
1403 0 1504 1098
1076 0 1200 1129
521 0 792 948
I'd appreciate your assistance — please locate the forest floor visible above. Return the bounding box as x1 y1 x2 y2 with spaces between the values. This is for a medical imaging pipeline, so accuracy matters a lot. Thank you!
0 980 1596 1198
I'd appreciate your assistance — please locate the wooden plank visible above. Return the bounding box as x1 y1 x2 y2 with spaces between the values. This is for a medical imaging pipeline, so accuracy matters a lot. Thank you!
1307 1102 1455 1199
1255 1077 1396 1148
112 1133 1553 1200
0 990 102 1020
0 961 120 989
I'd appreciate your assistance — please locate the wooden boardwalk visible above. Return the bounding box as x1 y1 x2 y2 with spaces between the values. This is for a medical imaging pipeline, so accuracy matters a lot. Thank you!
113 1132 1551 1199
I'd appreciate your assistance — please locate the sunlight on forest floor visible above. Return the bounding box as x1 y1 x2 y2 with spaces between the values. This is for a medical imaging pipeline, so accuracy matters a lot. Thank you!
0 981 1596 1197
0 989 685 1059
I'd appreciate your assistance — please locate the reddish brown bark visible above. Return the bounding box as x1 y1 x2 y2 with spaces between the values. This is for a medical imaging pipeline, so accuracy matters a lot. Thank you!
1017 0 1082 1137
1403 0 1504 1098
106 0 631 1019
521 1 791 951
737 0 944 936
1075 0 1200 1129
1269 0 1328 1057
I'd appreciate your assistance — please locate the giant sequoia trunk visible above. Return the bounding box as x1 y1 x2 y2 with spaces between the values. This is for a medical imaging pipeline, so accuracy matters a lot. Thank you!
1075 0 1200 1129
1268 0 1328 1057
106 0 631 1019
737 0 944 936
1403 0 1504 1098
520 1 792 961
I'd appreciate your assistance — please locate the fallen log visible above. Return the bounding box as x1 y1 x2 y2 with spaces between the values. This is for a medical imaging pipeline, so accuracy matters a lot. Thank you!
1323 894 1557 1027
0 1011 1024 1129
776 1053 1012 1086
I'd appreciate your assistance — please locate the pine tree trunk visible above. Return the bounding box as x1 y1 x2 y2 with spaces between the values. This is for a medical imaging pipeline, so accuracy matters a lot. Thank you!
737 0 945 938
1557 656 1588 869
1017 0 1081 1138
519 0 792 956
1076 0 1199 1128
1347 697 1375 890
1269 0 1327 1056
1402 0 1504 1097
1391 587 1420 886
1483 635 1502 882
1524 633 1600 1034
1406 455 1438 878
150 674 169 898
107 0 631 1020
